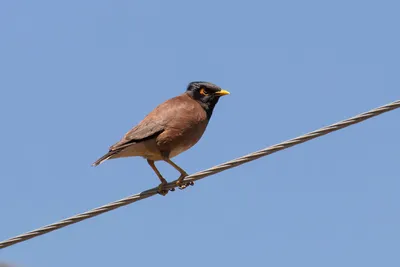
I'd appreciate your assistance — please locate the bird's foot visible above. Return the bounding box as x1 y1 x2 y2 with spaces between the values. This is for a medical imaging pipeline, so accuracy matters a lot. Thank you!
176 174 194 190
157 182 169 196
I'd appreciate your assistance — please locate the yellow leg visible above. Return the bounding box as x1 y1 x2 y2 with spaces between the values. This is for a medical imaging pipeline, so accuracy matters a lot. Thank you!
147 159 169 196
163 158 194 189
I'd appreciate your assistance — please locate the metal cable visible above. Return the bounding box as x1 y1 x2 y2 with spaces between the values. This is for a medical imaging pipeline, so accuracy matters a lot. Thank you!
1 100 399 249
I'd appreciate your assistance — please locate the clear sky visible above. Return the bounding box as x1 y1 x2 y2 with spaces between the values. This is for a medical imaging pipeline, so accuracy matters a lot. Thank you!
1 0 399 266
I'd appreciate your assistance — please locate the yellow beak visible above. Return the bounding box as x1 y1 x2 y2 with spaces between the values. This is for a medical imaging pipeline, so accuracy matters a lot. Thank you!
215 89 230 96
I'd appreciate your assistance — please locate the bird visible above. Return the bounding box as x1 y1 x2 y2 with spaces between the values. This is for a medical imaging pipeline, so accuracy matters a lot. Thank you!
92 81 230 195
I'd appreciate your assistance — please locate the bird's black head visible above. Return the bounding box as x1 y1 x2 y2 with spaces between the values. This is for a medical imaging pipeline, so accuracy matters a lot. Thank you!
186 81 230 119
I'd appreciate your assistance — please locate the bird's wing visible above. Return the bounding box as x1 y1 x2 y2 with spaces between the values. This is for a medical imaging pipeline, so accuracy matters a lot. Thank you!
109 93 198 151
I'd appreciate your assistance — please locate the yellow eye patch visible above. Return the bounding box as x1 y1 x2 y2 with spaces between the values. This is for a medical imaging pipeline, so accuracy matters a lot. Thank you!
200 88 209 96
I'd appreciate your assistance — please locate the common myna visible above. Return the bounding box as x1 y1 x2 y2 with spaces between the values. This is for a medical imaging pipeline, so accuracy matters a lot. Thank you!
92 81 230 195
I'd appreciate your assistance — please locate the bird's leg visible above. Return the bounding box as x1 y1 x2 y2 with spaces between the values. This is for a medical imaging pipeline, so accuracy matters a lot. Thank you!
147 159 171 196
163 158 194 190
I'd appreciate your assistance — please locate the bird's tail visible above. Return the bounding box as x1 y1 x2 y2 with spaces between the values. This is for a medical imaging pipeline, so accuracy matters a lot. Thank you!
92 151 119 167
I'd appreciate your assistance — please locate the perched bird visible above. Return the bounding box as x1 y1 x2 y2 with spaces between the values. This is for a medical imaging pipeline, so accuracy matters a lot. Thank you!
92 81 230 195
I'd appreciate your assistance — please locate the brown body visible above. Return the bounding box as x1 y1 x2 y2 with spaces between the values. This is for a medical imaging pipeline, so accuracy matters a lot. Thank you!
93 93 208 165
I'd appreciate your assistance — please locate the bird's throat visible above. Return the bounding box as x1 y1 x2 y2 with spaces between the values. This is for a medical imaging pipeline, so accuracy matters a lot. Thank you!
199 97 220 120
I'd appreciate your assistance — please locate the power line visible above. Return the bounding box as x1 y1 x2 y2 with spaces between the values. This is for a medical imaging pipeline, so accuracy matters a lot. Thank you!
1 100 399 249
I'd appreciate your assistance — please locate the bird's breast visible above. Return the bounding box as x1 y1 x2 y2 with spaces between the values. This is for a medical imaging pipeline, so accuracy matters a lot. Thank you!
157 119 209 158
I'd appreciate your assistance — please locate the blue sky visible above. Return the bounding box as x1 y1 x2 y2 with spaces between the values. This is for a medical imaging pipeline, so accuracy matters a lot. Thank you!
1 0 399 266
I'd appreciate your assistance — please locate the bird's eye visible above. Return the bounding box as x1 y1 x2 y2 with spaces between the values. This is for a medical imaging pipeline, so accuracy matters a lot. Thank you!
199 88 209 96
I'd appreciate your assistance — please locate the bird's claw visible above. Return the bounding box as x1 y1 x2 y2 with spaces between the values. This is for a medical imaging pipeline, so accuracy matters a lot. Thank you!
157 183 169 196
176 180 194 190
